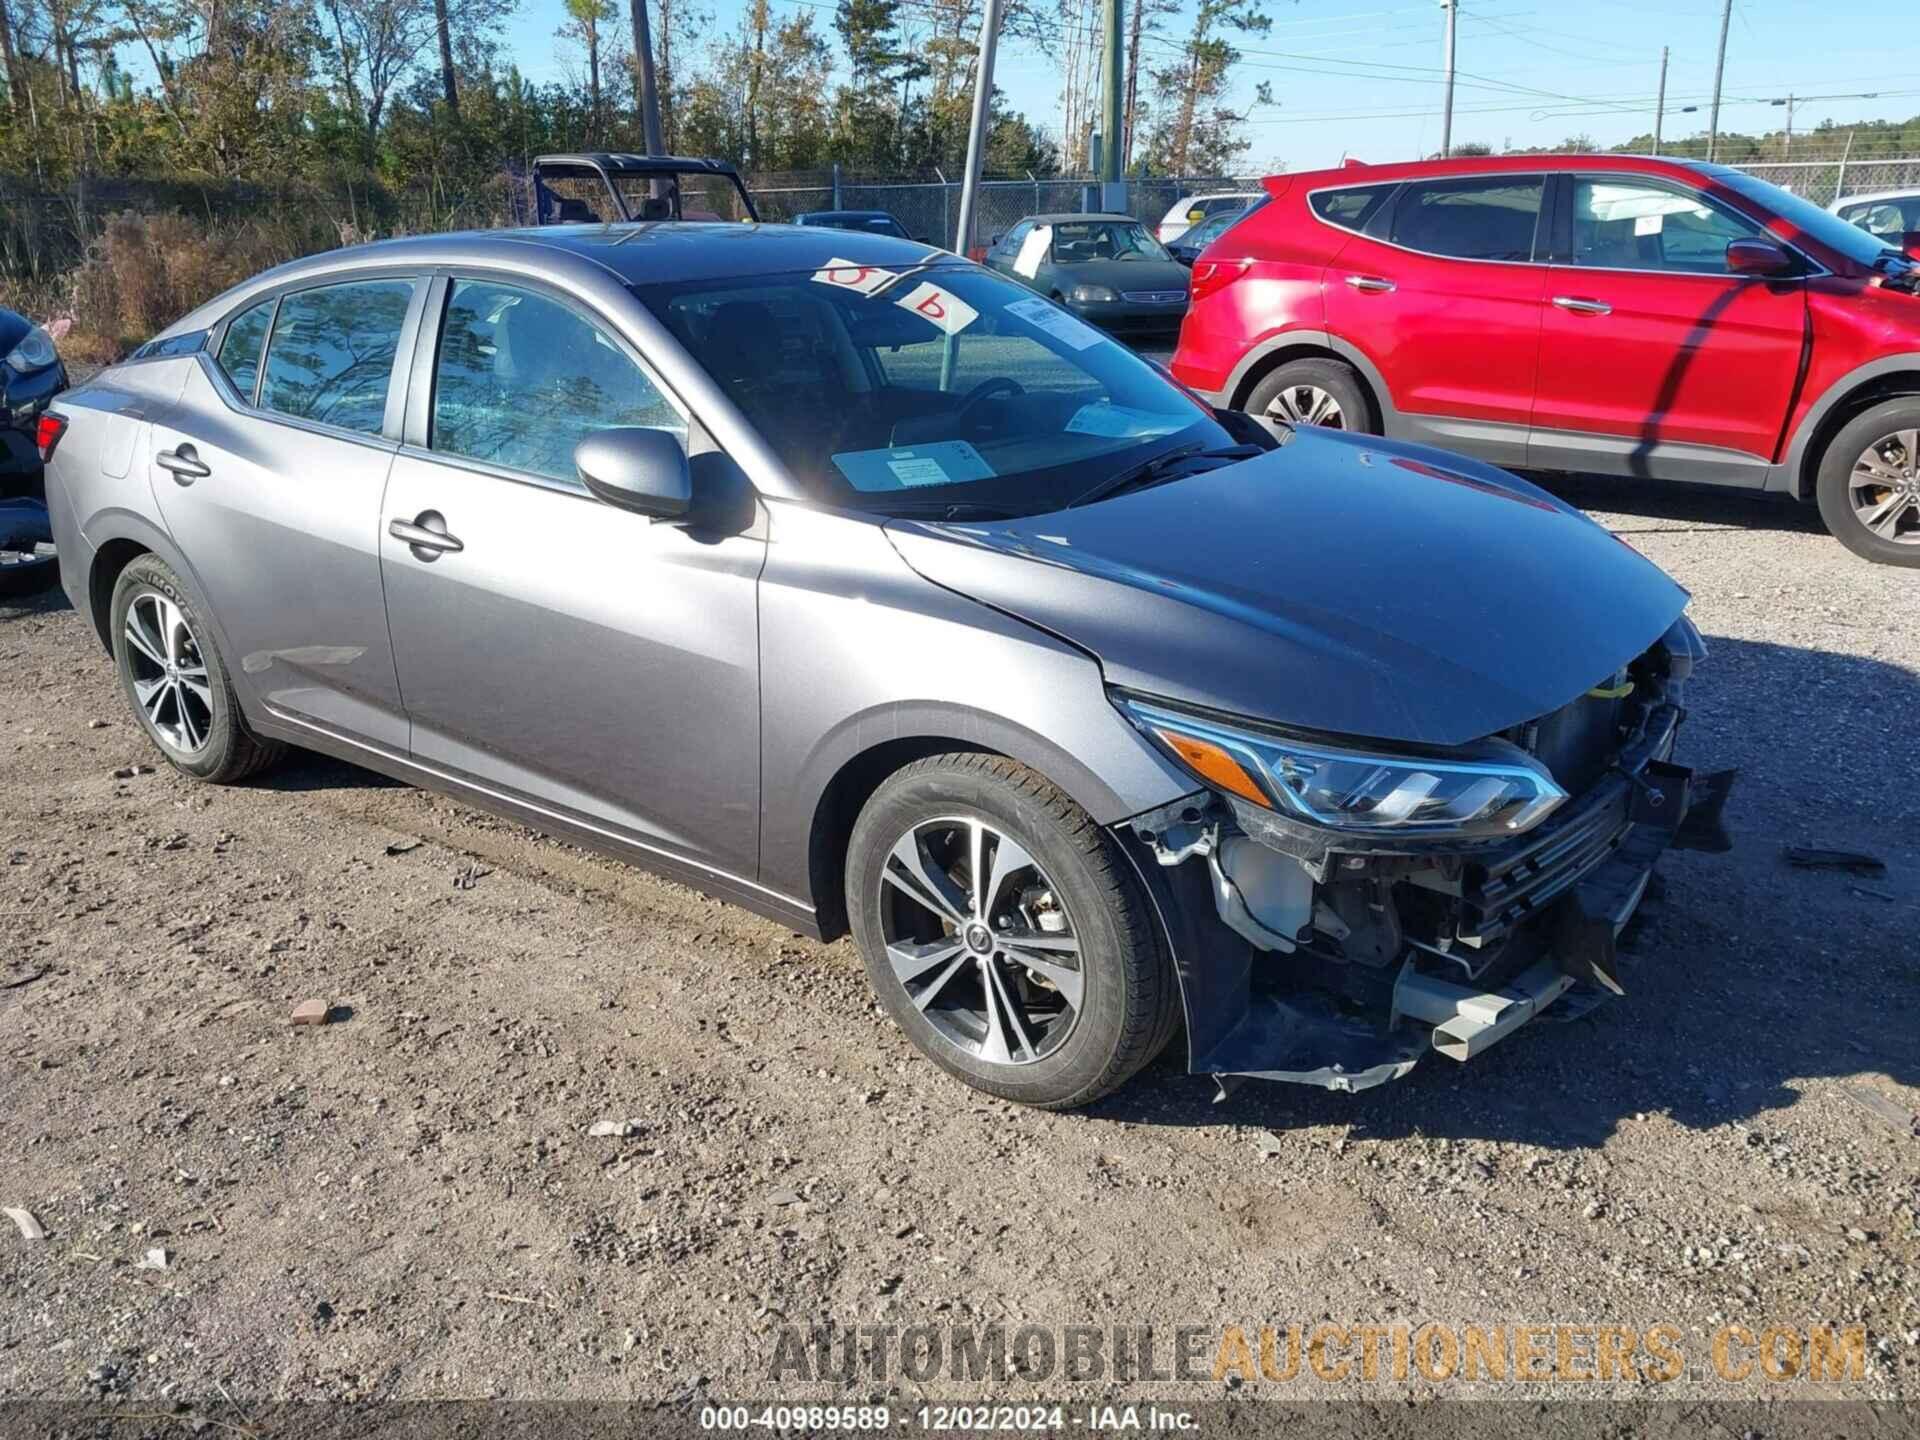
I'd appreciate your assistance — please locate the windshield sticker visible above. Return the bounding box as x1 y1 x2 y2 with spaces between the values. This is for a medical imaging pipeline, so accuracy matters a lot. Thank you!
811 259 899 295
1065 403 1187 440
831 440 996 491
1005 296 1105 351
894 282 980 336
1014 226 1053 279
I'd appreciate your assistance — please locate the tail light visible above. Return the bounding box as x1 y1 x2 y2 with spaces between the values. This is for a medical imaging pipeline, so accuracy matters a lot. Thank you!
1189 258 1251 304
35 410 67 462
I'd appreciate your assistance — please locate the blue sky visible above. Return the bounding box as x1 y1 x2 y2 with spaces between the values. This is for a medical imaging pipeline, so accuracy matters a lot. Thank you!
503 0 1920 172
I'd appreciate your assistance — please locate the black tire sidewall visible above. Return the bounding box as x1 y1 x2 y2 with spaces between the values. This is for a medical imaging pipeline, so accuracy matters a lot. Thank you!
847 761 1150 1107
110 555 242 779
1815 399 1920 568
1246 359 1374 434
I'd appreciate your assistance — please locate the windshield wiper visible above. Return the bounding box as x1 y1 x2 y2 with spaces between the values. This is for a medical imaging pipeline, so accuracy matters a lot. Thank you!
1065 443 1263 509
871 499 1025 521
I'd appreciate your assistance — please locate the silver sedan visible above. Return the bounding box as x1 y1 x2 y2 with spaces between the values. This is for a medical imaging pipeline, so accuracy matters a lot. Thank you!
44 222 1729 1108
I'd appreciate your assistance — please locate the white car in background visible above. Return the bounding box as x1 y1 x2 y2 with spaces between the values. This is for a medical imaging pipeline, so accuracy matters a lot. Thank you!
1830 188 1920 257
1155 191 1261 244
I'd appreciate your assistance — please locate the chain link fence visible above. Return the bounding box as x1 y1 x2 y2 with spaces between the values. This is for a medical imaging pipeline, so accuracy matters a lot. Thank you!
1736 157 1920 208
744 172 1257 251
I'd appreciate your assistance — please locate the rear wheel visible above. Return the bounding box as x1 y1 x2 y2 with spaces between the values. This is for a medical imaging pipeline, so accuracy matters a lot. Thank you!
1814 398 1920 567
1244 358 1373 435
846 754 1176 1109
110 554 285 783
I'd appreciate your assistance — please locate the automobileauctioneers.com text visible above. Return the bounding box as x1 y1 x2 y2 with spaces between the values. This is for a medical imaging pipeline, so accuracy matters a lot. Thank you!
765 1320 1871 1387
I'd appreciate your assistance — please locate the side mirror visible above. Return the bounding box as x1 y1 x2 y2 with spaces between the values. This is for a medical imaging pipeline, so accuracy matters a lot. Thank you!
1726 237 1795 277
1903 232 1920 262
989 232 1003 247
574 427 692 519
1186 208 1205 224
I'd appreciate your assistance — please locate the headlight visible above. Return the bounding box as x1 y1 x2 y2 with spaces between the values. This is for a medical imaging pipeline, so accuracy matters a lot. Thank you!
1069 284 1117 304
4 325 57 373
1118 695 1568 839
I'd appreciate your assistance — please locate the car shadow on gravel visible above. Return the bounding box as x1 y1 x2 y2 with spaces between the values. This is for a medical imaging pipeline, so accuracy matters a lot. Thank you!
1528 472 1831 537
1092 632 1920 1151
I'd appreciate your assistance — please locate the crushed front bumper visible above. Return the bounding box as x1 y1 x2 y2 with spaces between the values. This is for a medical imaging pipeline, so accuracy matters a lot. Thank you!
1122 750 1737 1097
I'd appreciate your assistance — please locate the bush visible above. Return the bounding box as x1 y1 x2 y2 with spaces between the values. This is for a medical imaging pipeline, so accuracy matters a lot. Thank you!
65 208 351 360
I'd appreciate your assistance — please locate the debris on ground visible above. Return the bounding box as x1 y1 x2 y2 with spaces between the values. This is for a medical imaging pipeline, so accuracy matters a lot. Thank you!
289 998 332 1026
453 861 491 889
384 839 422 856
2 967 49 990
110 763 156 779
587 1119 640 1138
4 1207 46 1241
1783 845 1888 877
136 1247 171 1271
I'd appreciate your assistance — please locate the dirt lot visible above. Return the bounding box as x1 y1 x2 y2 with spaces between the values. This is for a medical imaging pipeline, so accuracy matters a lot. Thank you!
2 471 1917 1417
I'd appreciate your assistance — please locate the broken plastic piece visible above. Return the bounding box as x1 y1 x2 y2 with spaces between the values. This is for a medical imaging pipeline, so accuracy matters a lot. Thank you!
1783 845 1886 877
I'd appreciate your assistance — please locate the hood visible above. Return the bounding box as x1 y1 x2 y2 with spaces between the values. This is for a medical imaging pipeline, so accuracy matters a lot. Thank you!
1069 258 1191 293
884 428 1690 747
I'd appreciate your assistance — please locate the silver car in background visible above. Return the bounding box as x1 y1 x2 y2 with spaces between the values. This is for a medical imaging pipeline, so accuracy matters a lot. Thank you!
43 223 1732 1109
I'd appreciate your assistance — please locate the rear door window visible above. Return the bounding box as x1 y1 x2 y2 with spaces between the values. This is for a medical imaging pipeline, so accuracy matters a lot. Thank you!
258 279 416 436
1390 176 1544 261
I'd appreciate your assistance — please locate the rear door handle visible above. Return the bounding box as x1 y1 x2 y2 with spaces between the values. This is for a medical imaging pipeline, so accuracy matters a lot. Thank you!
156 445 211 483
389 511 464 560
1552 295 1612 315
1344 274 1396 294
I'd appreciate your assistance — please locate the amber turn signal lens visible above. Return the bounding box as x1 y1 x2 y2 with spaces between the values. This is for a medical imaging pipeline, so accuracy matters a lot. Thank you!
1152 728 1268 807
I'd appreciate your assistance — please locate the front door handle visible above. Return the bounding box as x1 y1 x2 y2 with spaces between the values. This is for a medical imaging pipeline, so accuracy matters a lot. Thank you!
389 511 464 561
1344 274 1396 294
1552 295 1612 316
156 445 211 483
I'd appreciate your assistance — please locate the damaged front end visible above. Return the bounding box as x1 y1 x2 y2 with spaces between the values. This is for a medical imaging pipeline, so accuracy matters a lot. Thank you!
1111 617 1736 1097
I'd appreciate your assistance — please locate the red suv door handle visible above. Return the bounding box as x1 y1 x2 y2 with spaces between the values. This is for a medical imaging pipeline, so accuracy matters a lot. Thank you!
1344 274 1396 294
1552 295 1612 316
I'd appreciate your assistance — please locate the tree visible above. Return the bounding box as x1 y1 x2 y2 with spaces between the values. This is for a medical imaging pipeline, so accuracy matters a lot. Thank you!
324 0 437 147
1142 0 1270 176
559 0 612 140
1121 0 1177 167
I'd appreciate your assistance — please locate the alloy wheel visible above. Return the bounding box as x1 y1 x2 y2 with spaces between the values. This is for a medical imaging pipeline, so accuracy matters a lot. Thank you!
877 815 1084 1067
123 590 214 755
1264 384 1346 429
1848 429 1920 546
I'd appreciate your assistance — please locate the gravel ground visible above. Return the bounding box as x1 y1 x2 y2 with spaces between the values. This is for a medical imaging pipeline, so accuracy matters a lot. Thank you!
1 448 1916 1418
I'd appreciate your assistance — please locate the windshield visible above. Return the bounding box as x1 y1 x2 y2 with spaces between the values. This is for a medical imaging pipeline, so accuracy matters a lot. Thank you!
1705 166 1899 268
634 264 1230 515
1050 222 1172 263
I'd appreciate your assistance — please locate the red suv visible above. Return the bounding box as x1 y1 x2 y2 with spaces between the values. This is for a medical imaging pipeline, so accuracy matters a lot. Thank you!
1171 154 1920 566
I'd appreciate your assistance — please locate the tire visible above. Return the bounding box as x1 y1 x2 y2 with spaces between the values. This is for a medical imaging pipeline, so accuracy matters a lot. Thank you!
109 553 285 783
1813 398 1920 567
1244 357 1374 434
846 753 1178 1110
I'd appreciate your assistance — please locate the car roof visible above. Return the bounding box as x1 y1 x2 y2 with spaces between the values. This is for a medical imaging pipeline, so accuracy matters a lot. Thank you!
157 223 950 339
1018 213 1146 226
1276 152 1723 192
1830 188 1920 209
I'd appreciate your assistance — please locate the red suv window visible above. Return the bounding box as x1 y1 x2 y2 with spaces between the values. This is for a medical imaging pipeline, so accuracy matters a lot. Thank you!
1389 175 1544 262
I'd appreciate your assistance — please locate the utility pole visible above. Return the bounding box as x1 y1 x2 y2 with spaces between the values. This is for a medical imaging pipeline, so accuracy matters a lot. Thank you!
953 0 1005 256
1439 0 1457 157
1652 46 1668 155
1706 0 1732 161
1098 0 1125 209
631 0 666 157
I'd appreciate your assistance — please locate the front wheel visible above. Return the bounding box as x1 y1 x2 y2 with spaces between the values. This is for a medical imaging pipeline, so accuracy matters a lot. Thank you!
846 754 1177 1109
1814 398 1920 567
